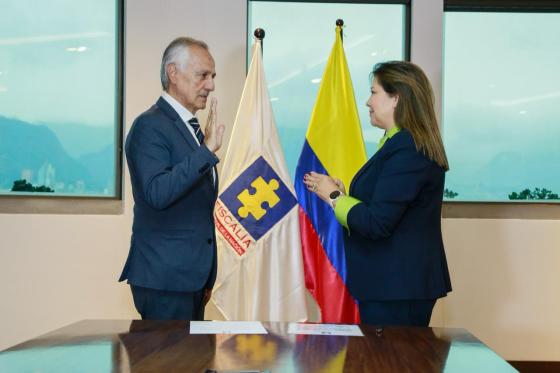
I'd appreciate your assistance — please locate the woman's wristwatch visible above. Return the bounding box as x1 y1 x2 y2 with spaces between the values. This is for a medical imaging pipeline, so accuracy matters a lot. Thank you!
329 190 343 208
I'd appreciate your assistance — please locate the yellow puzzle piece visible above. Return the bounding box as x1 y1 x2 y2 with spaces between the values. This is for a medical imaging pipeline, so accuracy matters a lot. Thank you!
237 176 280 221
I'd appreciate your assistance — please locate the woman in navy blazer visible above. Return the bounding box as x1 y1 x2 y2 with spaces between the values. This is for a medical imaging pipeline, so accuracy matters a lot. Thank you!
304 61 451 326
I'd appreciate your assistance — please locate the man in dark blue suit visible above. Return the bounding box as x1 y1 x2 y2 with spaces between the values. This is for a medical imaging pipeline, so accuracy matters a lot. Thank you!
119 37 225 320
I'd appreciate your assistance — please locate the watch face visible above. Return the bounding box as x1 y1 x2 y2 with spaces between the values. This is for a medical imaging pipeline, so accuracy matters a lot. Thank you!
329 190 341 199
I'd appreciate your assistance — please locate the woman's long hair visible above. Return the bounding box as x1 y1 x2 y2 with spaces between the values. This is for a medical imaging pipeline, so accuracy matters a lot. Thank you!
372 61 449 171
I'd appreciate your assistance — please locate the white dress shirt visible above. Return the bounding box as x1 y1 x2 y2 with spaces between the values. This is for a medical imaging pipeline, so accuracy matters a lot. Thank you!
161 92 216 185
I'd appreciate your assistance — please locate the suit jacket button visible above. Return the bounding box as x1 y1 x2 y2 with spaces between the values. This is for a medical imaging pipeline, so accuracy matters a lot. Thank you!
207 238 213 244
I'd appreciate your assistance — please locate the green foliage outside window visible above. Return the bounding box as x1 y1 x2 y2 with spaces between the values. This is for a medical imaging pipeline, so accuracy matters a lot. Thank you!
508 188 559 200
444 188 458 199
11 179 54 193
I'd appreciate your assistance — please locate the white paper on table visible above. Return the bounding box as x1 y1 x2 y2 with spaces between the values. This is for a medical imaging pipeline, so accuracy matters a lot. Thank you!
287 323 364 337
189 321 268 335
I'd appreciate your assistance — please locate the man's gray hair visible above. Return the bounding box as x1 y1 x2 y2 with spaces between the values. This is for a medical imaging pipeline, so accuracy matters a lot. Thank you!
160 37 209 91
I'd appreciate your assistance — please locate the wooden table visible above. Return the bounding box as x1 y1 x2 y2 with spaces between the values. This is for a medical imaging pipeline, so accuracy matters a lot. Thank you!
0 320 516 372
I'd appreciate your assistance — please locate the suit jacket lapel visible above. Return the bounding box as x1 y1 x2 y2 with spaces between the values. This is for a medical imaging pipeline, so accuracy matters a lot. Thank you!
172 118 199 150
157 96 218 197
350 149 382 195
350 132 403 194
156 97 198 150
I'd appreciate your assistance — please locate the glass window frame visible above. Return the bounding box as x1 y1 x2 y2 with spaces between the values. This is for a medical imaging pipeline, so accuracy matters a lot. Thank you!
246 0 412 181
247 0 412 66
442 0 560 219
0 0 125 215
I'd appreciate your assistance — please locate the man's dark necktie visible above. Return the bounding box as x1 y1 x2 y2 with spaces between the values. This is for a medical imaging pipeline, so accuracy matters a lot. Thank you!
188 117 205 144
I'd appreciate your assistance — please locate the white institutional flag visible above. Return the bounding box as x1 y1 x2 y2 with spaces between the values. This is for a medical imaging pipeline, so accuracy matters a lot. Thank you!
211 39 308 321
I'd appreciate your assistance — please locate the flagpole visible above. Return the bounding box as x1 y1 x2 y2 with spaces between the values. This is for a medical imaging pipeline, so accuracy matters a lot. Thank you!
254 28 265 55
336 19 344 43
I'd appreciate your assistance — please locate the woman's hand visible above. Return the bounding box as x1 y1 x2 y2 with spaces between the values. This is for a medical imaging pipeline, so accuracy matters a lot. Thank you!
333 178 346 194
303 171 342 204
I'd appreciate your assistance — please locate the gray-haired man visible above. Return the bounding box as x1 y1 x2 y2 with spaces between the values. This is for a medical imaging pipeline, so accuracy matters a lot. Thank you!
119 37 225 320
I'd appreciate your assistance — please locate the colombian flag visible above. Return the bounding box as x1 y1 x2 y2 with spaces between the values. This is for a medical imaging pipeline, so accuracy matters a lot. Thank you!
295 26 367 323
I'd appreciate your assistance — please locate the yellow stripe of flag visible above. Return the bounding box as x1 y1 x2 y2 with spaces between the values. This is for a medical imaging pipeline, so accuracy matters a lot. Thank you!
306 26 367 190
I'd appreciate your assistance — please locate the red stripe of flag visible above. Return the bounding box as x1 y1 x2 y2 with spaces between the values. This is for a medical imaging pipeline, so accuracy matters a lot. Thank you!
299 206 360 324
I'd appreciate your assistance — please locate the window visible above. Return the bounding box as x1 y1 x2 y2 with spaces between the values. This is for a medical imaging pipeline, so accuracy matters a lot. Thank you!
248 0 409 178
0 0 123 203
442 2 560 212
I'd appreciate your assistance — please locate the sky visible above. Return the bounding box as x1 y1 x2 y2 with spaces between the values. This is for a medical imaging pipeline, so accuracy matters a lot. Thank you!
0 0 117 127
443 12 560 200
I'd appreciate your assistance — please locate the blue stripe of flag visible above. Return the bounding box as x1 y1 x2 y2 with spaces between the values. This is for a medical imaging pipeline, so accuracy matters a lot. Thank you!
295 140 348 283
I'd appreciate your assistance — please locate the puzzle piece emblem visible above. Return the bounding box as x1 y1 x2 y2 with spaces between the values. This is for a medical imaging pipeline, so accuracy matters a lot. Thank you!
235 335 277 363
237 176 280 221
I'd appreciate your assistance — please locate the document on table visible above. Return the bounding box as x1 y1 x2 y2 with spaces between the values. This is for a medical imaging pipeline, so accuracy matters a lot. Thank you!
190 321 268 335
287 323 364 336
